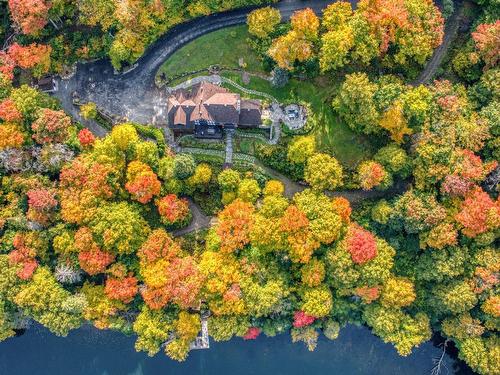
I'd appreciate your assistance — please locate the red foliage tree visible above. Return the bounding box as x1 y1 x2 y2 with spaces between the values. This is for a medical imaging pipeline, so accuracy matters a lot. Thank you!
0 99 22 122
26 188 58 225
243 327 261 340
216 199 255 253
293 311 316 328
77 128 95 147
472 20 500 68
156 194 190 225
105 275 138 303
8 0 50 35
441 174 474 197
31 108 71 144
8 233 38 280
455 188 500 238
458 150 484 181
346 223 377 264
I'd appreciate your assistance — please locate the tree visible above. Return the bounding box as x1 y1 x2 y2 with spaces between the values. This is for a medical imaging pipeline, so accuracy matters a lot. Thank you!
105 275 138 303
378 102 412 143
345 223 377 265
125 161 161 204
187 163 212 189
78 129 95 147
301 259 326 287
247 7 281 39
216 199 254 254
374 144 409 177
7 43 52 78
218 169 241 191
133 306 171 356
237 178 261 203
90 202 150 255
455 187 499 238
357 161 388 190
458 336 500 375
363 304 431 356
380 277 415 308
31 109 72 144
26 188 58 225
293 311 316 328
270 67 289 88
0 99 22 122
0 124 25 150
75 227 115 275
322 1 353 30
79 102 97 120
77 0 116 31
301 287 333 318
268 31 315 70
263 180 285 197
320 26 354 72
432 280 477 315
13 267 82 336
333 73 379 134
304 153 343 191
472 21 500 69
156 194 190 226
110 123 139 151
290 8 320 41
173 154 196 180
287 136 315 164
8 0 50 35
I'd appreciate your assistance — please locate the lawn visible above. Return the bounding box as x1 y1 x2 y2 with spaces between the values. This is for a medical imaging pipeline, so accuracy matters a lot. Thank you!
158 25 374 168
156 25 262 80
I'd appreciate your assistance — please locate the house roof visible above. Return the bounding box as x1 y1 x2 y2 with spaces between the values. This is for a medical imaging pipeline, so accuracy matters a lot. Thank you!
167 81 262 127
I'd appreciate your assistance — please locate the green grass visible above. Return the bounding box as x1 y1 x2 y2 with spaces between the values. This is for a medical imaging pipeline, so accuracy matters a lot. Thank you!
158 25 374 168
157 25 262 79
221 72 373 167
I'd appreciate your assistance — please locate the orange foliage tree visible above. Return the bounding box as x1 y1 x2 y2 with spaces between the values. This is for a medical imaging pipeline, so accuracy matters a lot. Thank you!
156 194 190 226
8 0 50 35
357 161 388 190
125 161 161 204
75 227 115 275
0 99 22 122
8 233 38 280
105 275 139 303
216 199 255 253
455 188 500 238
7 43 52 77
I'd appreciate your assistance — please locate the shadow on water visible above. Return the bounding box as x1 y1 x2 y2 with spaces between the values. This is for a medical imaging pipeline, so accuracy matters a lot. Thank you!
0 324 474 375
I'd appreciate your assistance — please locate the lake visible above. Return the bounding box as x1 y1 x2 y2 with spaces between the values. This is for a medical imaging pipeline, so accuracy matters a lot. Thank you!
0 324 474 375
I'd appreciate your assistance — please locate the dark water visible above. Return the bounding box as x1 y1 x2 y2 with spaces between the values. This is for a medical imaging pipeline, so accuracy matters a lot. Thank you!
0 324 473 375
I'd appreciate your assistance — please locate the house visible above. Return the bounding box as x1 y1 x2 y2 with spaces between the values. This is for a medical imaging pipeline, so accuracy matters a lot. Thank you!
167 81 262 139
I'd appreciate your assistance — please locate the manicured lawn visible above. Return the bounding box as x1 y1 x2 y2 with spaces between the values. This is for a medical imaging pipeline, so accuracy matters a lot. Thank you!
157 25 262 80
159 25 375 168
222 72 374 167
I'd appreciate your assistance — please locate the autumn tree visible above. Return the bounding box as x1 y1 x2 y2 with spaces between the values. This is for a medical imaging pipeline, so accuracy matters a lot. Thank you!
378 101 412 143
156 194 191 227
455 187 500 238
8 0 50 35
7 43 52 78
216 199 255 254
247 7 281 38
125 161 161 204
357 161 389 190
305 153 343 191
472 21 500 69
31 109 72 144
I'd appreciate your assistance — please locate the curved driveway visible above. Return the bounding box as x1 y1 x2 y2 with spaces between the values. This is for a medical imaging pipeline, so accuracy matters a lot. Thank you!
54 0 354 134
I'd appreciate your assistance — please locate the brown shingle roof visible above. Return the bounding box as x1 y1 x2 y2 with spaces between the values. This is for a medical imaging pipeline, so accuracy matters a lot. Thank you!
167 81 262 127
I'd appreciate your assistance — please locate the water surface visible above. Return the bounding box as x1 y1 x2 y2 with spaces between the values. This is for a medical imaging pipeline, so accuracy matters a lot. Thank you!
0 324 473 375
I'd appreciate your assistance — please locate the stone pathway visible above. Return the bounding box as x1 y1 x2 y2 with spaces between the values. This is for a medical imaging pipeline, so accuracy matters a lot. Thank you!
224 130 234 167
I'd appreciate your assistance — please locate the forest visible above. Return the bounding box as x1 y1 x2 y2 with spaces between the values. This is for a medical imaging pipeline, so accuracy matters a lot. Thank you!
0 0 499 374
